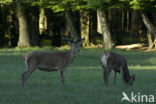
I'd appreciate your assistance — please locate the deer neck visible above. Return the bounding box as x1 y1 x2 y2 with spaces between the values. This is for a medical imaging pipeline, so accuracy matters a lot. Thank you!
66 49 75 63
122 66 131 84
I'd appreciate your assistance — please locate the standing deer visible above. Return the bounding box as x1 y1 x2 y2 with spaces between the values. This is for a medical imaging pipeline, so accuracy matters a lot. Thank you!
22 38 84 87
101 52 135 87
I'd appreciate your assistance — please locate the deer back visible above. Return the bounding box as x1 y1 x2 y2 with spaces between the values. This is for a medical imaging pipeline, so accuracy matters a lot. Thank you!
23 50 74 71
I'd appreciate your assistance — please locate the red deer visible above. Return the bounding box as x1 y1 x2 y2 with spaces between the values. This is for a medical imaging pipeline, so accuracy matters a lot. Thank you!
101 52 135 86
22 38 85 87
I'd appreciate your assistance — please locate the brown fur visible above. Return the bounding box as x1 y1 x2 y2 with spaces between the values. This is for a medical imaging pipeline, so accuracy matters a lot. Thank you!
101 52 135 86
22 39 84 87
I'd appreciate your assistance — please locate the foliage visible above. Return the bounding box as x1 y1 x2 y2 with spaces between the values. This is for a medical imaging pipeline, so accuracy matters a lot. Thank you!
0 0 156 48
0 0 12 3
87 0 156 11
87 0 130 10
0 0 87 12
129 0 156 10
27 0 87 12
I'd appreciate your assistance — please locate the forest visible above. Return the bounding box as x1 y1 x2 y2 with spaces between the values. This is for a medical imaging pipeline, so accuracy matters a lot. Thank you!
0 0 156 50
0 1 156 104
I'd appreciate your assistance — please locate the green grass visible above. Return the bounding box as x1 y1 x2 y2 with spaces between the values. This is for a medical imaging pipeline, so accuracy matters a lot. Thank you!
0 48 156 104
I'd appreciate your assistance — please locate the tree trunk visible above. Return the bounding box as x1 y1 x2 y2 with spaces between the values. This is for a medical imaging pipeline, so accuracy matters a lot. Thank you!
39 7 47 35
140 12 156 36
140 12 156 49
147 31 154 49
16 0 30 48
52 17 61 46
80 9 90 47
131 10 138 33
0 4 7 47
0 4 3 47
29 7 40 46
154 37 156 48
108 10 112 31
121 9 125 31
89 11 97 44
65 8 80 42
6 8 13 47
64 21 69 36
97 10 102 34
126 11 130 32
97 10 112 49
111 9 116 32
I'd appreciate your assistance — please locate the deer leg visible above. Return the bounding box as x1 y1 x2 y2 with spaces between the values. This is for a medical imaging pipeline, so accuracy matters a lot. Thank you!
103 67 107 86
21 70 29 87
22 58 38 87
120 66 125 85
59 70 65 87
113 71 116 87
104 68 112 87
21 67 36 87
102 65 107 85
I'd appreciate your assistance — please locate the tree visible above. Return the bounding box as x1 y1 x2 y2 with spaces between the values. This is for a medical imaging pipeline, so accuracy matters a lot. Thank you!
16 0 30 48
28 6 40 46
130 0 156 49
31 0 87 42
0 0 40 47
80 8 90 47
0 0 18 47
97 10 112 49
65 6 80 42
39 7 47 35
87 0 118 49
0 3 4 47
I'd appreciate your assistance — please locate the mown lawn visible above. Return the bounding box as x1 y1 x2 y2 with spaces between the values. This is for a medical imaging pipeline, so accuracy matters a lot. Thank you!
0 48 156 104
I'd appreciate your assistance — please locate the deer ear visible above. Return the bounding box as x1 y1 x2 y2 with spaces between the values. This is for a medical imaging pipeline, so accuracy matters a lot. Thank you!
68 41 72 45
78 38 85 44
62 36 72 45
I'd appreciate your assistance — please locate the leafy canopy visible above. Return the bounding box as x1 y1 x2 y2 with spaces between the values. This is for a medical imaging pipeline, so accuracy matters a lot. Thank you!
87 0 156 11
0 0 13 3
27 0 87 12
129 0 156 10
87 0 130 10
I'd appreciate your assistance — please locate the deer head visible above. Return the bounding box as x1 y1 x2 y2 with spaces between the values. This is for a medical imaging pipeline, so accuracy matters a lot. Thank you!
128 74 135 86
63 37 85 54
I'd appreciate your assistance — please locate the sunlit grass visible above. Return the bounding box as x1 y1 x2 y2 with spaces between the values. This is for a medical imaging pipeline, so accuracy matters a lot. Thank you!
0 45 69 52
0 46 70 56
0 48 156 104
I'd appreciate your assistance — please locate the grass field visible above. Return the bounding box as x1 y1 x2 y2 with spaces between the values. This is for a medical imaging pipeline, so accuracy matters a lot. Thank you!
0 48 156 104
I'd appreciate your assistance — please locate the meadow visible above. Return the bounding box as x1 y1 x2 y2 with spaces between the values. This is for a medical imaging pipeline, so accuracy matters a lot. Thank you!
0 48 156 104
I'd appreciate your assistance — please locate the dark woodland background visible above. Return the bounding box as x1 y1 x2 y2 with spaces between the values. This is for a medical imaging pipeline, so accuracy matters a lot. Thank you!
0 0 156 49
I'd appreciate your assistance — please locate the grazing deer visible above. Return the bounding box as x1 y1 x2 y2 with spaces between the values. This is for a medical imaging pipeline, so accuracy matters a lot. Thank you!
22 38 85 87
101 52 135 87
